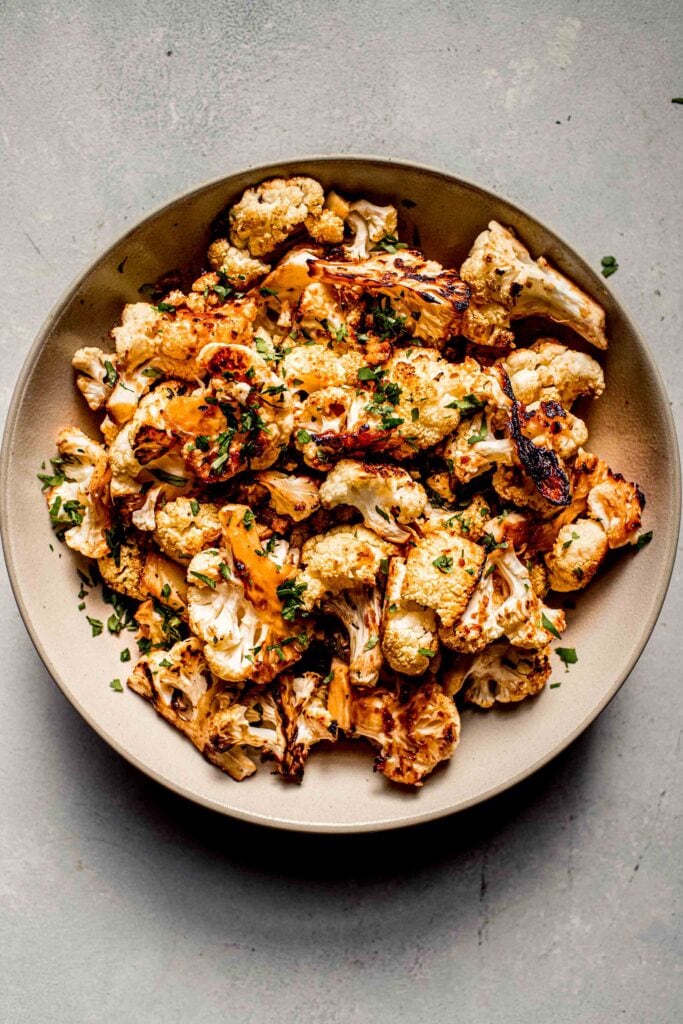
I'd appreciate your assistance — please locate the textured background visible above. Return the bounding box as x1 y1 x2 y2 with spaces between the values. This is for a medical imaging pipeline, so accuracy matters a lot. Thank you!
1 2 681 1021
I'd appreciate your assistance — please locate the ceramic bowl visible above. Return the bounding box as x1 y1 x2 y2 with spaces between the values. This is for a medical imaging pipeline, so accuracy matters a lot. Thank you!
1 157 679 832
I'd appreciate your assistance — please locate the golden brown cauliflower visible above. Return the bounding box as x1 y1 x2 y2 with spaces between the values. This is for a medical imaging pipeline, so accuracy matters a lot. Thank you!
153 497 222 564
501 338 605 407
206 239 271 286
228 176 328 256
545 517 609 591
43 427 111 559
460 221 608 349
446 643 552 707
98 538 147 600
587 474 644 548
381 558 439 676
297 524 396 609
349 681 460 786
402 530 485 628
311 249 470 345
319 459 427 543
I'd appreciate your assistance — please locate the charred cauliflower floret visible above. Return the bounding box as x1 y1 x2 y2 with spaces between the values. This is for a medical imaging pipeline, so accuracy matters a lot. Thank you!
441 541 565 653
345 198 399 259
255 471 321 522
402 530 485 629
305 208 345 244
319 459 427 543
521 400 588 462
350 681 460 786
311 250 470 345
501 339 605 407
153 497 222 564
228 176 327 256
323 587 383 688
297 524 396 609
545 517 608 591
206 239 271 286
128 637 212 734
273 672 337 778
381 557 439 676
204 687 286 780
446 643 552 708
43 428 111 558
587 473 644 548
460 221 607 349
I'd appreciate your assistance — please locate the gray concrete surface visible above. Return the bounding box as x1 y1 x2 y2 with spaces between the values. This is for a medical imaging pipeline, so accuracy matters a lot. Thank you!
1 1 681 1021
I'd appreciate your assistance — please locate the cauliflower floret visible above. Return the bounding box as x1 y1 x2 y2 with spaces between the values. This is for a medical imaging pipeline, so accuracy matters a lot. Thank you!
491 465 558 519
204 688 286 780
305 208 345 244
272 672 337 778
297 524 396 609
228 176 326 256
128 636 212 731
98 538 147 600
444 408 516 484
283 342 364 393
381 557 438 676
176 345 293 482
345 198 399 259
521 400 588 462
140 549 189 611
545 517 608 591
311 249 470 345
445 643 552 707
43 428 111 558
349 681 460 786
323 587 383 688
501 338 605 407
206 239 271 286
187 547 300 683
293 386 402 469
319 459 427 543
587 474 644 548
255 471 321 522
441 542 566 653
402 529 485 628
153 497 222 563
72 347 115 411
460 221 607 349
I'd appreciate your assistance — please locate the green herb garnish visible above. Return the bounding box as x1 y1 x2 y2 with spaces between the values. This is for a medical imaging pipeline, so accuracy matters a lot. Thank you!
556 647 578 668
601 256 619 278
541 612 562 640
190 571 216 589
109 678 124 692
432 554 454 573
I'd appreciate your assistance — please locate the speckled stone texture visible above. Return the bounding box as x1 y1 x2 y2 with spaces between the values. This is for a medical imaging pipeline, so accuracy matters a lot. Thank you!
0 2 681 1022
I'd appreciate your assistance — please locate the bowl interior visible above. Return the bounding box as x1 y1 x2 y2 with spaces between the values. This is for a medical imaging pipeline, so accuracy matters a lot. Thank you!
2 157 679 832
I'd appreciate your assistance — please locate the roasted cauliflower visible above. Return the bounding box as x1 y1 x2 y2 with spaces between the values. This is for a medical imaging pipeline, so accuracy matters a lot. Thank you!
42 172 646 792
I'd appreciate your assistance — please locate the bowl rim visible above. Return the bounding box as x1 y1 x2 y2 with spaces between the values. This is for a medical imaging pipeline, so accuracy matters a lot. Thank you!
1 153 680 833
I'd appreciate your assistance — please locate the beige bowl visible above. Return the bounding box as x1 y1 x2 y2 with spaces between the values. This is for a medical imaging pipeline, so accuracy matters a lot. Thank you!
1 157 679 832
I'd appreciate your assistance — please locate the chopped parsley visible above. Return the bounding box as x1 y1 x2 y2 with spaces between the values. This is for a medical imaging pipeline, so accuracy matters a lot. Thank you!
276 579 308 621
87 616 103 637
189 499 200 516
296 428 312 444
103 360 118 387
556 646 578 668
541 612 562 640
445 394 485 415
549 682 561 689
411 407 420 422
358 365 383 382
635 530 653 551
120 648 131 663
219 562 231 581
379 556 389 575
160 583 171 600
242 509 255 530
432 554 454 574
141 366 163 379
467 423 488 445
153 302 176 313
260 286 279 297
364 634 379 651
195 435 210 451
109 678 124 692
368 296 408 339
600 255 619 278
373 234 408 254
150 468 188 487
190 571 216 589
418 647 436 658
562 531 580 550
